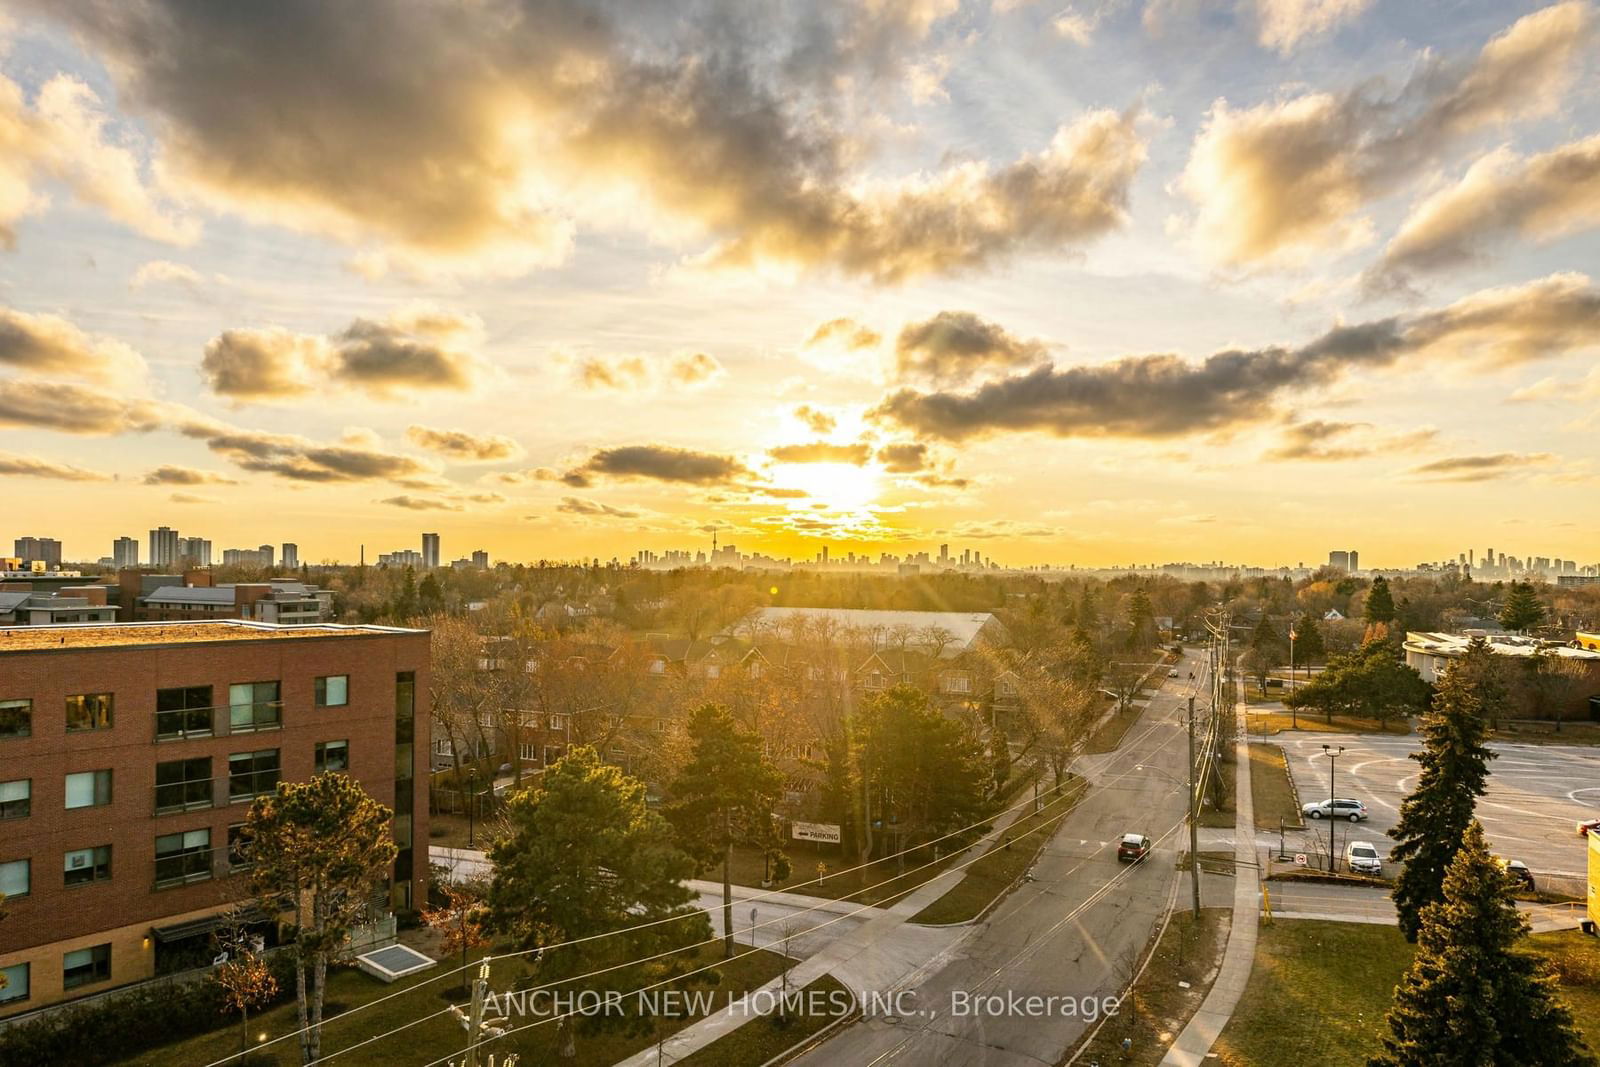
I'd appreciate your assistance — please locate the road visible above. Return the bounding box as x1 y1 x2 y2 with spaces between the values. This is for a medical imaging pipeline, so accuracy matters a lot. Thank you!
793 651 1213 1067
1275 733 1600 877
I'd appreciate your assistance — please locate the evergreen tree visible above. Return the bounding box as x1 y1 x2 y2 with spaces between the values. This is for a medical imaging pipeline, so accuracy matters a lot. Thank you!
393 565 418 620
1499 580 1546 632
1125 588 1158 650
1389 637 1498 941
1291 613 1325 664
417 572 444 613
1249 615 1286 662
1075 586 1099 633
1372 822 1595 1067
1364 576 1396 624
666 705 789 958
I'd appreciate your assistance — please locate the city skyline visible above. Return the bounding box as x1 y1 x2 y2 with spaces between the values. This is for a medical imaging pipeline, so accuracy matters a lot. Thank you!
2 2 1600 565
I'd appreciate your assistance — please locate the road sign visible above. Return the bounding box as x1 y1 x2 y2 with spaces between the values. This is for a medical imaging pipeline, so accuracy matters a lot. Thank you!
792 821 842 843
1294 853 1308 867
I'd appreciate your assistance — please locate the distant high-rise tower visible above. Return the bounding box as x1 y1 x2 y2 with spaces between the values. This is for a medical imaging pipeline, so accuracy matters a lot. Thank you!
149 526 180 568
1329 550 1349 570
178 537 212 567
421 532 440 569
1348 550 1359 573
257 544 274 568
113 536 139 569
14 536 62 568
471 549 489 568
282 542 299 569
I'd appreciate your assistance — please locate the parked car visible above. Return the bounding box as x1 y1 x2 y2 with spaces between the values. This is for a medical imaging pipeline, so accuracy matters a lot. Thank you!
1345 841 1382 875
1117 833 1152 862
1167 668 1180 678
1497 857 1536 890
1577 818 1600 837
1303 797 1369 822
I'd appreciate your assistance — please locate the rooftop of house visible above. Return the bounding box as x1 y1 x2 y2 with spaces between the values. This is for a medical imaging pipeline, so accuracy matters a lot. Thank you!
1403 631 1600 662
0 619 424 653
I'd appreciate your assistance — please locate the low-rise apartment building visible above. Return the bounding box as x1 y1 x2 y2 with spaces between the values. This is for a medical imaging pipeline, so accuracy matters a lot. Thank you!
0 619 429 1018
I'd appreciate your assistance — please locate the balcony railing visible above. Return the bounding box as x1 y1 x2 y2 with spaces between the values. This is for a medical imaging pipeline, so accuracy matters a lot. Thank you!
154 701 284 742
154 779 215 816
153 846 218 890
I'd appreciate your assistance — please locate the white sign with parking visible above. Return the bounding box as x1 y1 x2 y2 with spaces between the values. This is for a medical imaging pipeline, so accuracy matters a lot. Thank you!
792 821 842 843
1294 853 1308 867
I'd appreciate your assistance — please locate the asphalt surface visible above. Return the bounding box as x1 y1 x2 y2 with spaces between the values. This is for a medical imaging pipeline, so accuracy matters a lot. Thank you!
1275 732 1600 877
793 651 1214 1067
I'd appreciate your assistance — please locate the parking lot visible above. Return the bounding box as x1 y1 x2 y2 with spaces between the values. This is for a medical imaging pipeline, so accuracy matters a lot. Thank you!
1276 731 1600 878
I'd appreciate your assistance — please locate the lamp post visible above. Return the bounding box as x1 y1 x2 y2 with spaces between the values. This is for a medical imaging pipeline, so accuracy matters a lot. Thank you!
466 767 479 848
1321 744 1345 872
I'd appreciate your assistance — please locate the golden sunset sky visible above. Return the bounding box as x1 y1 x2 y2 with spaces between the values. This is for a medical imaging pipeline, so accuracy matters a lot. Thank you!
1 0 1598 567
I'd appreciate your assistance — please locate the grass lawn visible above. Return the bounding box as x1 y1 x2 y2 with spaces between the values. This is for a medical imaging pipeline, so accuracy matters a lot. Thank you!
674 974 853 1067
426 810 513 851
1085 699 1147 755
1490 721 1600 746
125 940 791 1067
909 777 1086 925
1176 850 1236 875
1246 709 1412 735
1214 921 1600 1066
1076 908 1231 1066
1248 743 1303 831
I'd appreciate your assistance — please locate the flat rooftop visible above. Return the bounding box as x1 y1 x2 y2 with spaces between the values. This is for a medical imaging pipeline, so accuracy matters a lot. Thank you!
0 619 425 653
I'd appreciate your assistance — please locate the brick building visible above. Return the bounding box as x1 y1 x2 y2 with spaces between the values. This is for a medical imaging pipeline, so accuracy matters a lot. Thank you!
0 619 429 1018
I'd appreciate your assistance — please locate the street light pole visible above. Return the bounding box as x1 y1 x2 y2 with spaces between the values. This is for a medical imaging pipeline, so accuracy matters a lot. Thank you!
1187 695 1201 918
1322 744 1344 872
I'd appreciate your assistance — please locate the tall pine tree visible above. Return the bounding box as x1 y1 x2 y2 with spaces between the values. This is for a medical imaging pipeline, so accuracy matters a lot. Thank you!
1372 822 1595 1067
1389 637 1498 941
1364 576 1396 624
1499 580 1546 632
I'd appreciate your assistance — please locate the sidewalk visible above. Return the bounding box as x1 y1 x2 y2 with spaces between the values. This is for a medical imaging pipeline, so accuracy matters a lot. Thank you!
1161 694 1258 1067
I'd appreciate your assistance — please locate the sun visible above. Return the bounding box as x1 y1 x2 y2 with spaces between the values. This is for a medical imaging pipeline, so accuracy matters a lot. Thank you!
772 462 882 514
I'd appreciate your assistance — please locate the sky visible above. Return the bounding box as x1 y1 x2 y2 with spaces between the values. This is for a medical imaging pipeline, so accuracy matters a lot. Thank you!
1 0 1598 569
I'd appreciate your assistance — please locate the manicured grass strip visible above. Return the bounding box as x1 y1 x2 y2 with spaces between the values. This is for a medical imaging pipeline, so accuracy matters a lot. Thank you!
1084 699 1145 755
1245 709 1412 734
674 974 854 1067
1247 743 1303 831
1076 907 1231 1066
907 777 1087 925
1213 920 1600 1066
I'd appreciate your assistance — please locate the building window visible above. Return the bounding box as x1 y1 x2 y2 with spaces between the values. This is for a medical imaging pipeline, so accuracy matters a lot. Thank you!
942 672 971 694
228 750 280 802
154 829 212 888
649 658 666 675
549 714 566 731
0 858 29 898
64 769 113 809
434 738 453 757
0 963 28 1004
64 845 112 887
705 664 721 678
314 740 349 774
517 742 535 761
227 824 252 871
543 745 565 766
65 693 114 732
155 758 212 813
228 681 282 733
0 699 30 739
62 944 111 990
314 675 349 708
155 686 213 740
748 661 762 679
0 778 29 820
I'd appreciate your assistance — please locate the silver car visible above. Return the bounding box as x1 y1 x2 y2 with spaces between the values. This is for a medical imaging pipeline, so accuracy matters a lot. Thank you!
1303 797 1368 822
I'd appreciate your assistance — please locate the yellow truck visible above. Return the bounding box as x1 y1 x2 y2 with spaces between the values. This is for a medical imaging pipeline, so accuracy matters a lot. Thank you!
1576 631 1600 652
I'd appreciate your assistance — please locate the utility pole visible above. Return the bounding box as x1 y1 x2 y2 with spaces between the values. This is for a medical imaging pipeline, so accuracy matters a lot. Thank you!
1322 744 1345 872
1187 695 1201 918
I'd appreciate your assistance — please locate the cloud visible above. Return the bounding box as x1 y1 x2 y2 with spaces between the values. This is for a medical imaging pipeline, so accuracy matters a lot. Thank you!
1178 2 1595 267
560 444 752 487
1373 136 1600 283
895 310 1050 385
26 1 1137 282
1254 0 1372 54
573 351 725 391
201 310 485 402
178 421 440 485
379 494 464 511
0 70 196 249
405 424 523 462
875 442 929 472
0 449 110 481
793 404 837 434
168 491 215 504
130 259 206 289
142 464 238 485
806 318 882 350
1264 419 1437 461
0 378 165 434
556 496 640 519
943 519 1059 539
768 441 872 465
490 467 561 486
0 306 145 382
872 273 1600 441
1407 452 1555 482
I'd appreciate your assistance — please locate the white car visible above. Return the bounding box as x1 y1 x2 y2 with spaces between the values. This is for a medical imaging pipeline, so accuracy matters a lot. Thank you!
1345 841 1382 875
1168 668 1180 678
1303 797 1368 822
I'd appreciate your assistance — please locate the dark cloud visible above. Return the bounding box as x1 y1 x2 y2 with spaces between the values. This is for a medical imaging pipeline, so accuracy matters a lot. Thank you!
561 444 752 487
895 311 1049 385
177 421 439 485
201 311 483 401
806 318 881 350
25 1 1141 282
0 379 165 434
556 496 641 519
0 450 110 481
0 306 141 380
1265 420 1438 461
875 442 929 472
1407 452 1554 482
793 404 837 434
873 274 1600 442
142 464 239 485
768 441 871 465
379 494 464 511
405 424 523 462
